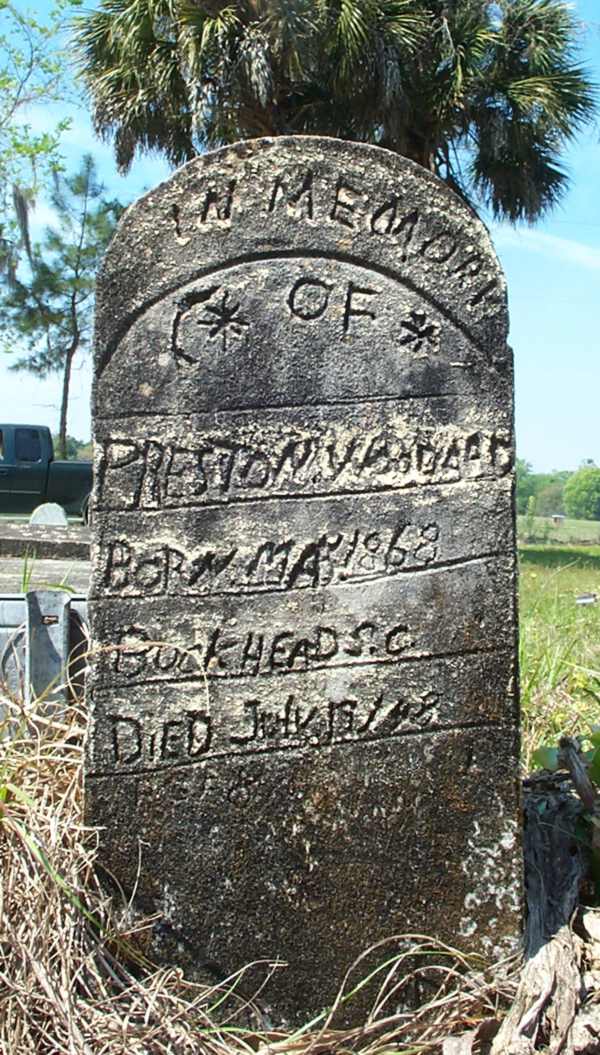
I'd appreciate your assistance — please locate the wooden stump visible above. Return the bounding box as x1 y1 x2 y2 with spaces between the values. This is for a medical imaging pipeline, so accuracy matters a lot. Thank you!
487 744 600 1054
445 741 600 1055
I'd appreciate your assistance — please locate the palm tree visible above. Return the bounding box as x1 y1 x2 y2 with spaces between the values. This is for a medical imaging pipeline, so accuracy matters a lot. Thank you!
72 0 596 222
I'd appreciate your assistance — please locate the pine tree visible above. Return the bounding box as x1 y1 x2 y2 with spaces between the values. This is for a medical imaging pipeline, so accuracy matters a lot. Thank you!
0 155 123 458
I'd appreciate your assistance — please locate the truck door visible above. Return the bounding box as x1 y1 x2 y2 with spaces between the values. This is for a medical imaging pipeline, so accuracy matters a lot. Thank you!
0 429 9 494
10 427 48 507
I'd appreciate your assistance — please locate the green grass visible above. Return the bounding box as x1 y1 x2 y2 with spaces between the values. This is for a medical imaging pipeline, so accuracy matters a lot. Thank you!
519 544 600 768
517 514 600 546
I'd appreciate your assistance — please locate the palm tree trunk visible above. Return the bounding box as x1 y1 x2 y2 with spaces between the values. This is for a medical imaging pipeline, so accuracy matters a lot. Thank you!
404 140 436 173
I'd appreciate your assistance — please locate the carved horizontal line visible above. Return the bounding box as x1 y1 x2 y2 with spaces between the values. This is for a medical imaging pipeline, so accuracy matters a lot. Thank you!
86 717 514 782
95 390 456 420
92 643 507 690
89 549 511 604
96 473 511 517
97 247 495 379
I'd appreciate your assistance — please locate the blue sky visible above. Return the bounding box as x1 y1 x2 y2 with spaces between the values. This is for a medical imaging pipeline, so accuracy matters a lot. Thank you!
1 0 599 472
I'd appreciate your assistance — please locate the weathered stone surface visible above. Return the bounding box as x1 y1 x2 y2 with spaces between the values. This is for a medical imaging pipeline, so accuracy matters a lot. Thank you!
87 137 521 1025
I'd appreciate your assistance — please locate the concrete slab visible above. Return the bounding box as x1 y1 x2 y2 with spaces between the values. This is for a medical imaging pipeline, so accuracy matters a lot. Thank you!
0 521 90 561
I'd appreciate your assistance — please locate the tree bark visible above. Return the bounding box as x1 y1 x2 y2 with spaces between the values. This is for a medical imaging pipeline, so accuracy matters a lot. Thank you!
490 771 585 1054
57 340 78 460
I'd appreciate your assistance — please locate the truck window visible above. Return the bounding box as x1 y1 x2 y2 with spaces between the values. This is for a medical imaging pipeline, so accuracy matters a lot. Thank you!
15 428 42 463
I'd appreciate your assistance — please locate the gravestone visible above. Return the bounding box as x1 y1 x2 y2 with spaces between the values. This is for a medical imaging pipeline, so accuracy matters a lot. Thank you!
29 501 69 526
87 137 521 1025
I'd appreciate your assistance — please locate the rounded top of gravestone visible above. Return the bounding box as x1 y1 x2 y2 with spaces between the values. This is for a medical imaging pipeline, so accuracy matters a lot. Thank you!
94 137 510 430
29 502 69 527
95 137 507 374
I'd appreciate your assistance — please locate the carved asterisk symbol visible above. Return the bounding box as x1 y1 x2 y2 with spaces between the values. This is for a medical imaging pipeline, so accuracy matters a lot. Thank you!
196 289 250 350
399 310 440 353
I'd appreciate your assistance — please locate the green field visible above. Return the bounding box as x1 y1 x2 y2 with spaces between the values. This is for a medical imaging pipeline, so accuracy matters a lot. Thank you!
519 543 600 768
517 513 600 546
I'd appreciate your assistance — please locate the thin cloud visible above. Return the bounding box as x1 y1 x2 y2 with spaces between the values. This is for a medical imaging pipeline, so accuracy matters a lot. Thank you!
492 225 600 271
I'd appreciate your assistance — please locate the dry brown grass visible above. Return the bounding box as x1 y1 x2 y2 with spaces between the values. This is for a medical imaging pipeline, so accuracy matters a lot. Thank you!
0 689 519 1055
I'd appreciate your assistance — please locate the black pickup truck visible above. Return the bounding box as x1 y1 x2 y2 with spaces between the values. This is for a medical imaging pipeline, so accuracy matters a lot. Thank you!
0 424 92 521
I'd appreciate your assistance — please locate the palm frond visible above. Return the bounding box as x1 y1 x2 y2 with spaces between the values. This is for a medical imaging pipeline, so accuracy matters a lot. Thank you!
71 0 598 221
336 0 374 60
471 115 568 222
498 0 582 67
236 26 274 107
507 69 596 135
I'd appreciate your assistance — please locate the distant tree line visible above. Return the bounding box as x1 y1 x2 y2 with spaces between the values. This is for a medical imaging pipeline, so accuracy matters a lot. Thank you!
516 459 571 516
517 459 600 521
53 434 92 461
